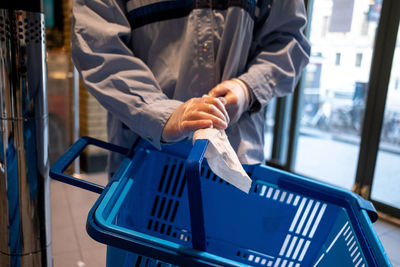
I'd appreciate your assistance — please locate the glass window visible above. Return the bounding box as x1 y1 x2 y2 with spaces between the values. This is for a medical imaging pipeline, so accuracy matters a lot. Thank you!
361 13 369 36
355 53 363 67
371 24 400 209
335 53 341 65
294 0 382 189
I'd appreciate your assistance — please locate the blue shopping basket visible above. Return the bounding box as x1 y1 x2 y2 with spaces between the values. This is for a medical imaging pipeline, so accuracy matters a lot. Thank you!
50 136 391 267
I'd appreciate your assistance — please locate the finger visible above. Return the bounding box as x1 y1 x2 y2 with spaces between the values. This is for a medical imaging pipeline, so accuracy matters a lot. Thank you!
201 95 230 123
184 105 229 127
187 97 227 122
213 99 230 124
184 109 225 123
196 112 228 129
222 90 238 107
208 84 230 97
185 111 228 130
181 120 213 133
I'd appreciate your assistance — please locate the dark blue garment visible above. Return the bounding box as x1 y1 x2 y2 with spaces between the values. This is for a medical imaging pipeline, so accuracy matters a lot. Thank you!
24 121 38 201
6 140 21 267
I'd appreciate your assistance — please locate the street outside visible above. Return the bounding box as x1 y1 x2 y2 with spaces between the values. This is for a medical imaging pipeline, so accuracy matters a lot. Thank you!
264 127 400 209
295 129 400 209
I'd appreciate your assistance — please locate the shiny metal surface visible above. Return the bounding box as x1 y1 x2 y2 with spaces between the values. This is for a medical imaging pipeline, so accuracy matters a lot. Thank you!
0 9 52 267
73 66 80 175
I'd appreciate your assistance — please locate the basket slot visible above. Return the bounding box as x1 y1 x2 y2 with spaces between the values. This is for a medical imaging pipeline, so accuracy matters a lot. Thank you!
287 199 327 239
166 225 172 236
170 200 180 222
170 163 184 196
149 198 180 223
153 156 187 199
157 163 170 192
157 197 167 218
313 220 368 267
179 232 190 242
146 216 192 245
236 250 275 266
234 244 307 267
157 157 185 197
150 196 180 222
275 234 312 264
159 222 166 234
147 155 187 243
286 193 294 205
252 182 305 210
153 221 159 232
123 253 169 267
253 183 260 194
163 161 176 194
150 196 160 217
163 199 174 221
147 190 182 240
177 176 186 198
147 218 170 236
279 191 287 202
147 219 152 230
137 255 144 266
148 192 182 237
206 169 212 179
157 158 173 193
200 165 232 187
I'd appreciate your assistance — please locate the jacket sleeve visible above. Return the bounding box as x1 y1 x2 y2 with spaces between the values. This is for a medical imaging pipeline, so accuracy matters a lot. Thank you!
71 0 182 149
238 0 311 110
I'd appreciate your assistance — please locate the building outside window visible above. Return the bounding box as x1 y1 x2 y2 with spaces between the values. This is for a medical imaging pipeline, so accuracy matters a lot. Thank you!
355 52 363 67
294 0 382 190
335 52 341 65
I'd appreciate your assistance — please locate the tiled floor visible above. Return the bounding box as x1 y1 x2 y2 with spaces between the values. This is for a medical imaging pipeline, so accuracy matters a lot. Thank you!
51 172 400 267
51 172 108 267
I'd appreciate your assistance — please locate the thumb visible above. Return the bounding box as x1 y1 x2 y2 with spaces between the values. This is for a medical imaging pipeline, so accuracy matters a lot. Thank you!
208 84 230 97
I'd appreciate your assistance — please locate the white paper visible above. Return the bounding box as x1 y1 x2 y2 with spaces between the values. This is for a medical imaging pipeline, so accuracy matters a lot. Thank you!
193 128 252 193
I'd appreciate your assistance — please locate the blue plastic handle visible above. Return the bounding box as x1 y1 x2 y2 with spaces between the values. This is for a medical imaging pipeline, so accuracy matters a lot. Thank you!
185 139 209 251
50 136 129 194
52 136 209 251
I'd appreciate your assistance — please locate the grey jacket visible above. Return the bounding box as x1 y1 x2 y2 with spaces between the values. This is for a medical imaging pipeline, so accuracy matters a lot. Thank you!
71 0 310 174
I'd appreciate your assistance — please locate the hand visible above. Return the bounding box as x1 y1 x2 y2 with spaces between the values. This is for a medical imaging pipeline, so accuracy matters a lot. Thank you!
162 95 229 143
208 79 251 125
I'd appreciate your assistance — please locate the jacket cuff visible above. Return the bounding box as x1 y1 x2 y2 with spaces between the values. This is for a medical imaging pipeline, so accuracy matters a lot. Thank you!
238 69 274 113
234 78 260 113
140 99 182 150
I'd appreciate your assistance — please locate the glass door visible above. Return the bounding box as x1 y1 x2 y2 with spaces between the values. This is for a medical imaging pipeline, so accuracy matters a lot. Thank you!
371 24 400 209
294 0 382 189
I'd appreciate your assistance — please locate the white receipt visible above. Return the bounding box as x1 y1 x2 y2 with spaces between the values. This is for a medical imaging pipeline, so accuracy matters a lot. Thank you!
193 128 252 193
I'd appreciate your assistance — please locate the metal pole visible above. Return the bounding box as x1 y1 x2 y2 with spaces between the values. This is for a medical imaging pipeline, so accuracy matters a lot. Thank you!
73 66 80 175
0 0 52 266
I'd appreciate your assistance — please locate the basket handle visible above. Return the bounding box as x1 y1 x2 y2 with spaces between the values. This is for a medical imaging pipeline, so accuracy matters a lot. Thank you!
185 139 209 251
50 136 129 194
